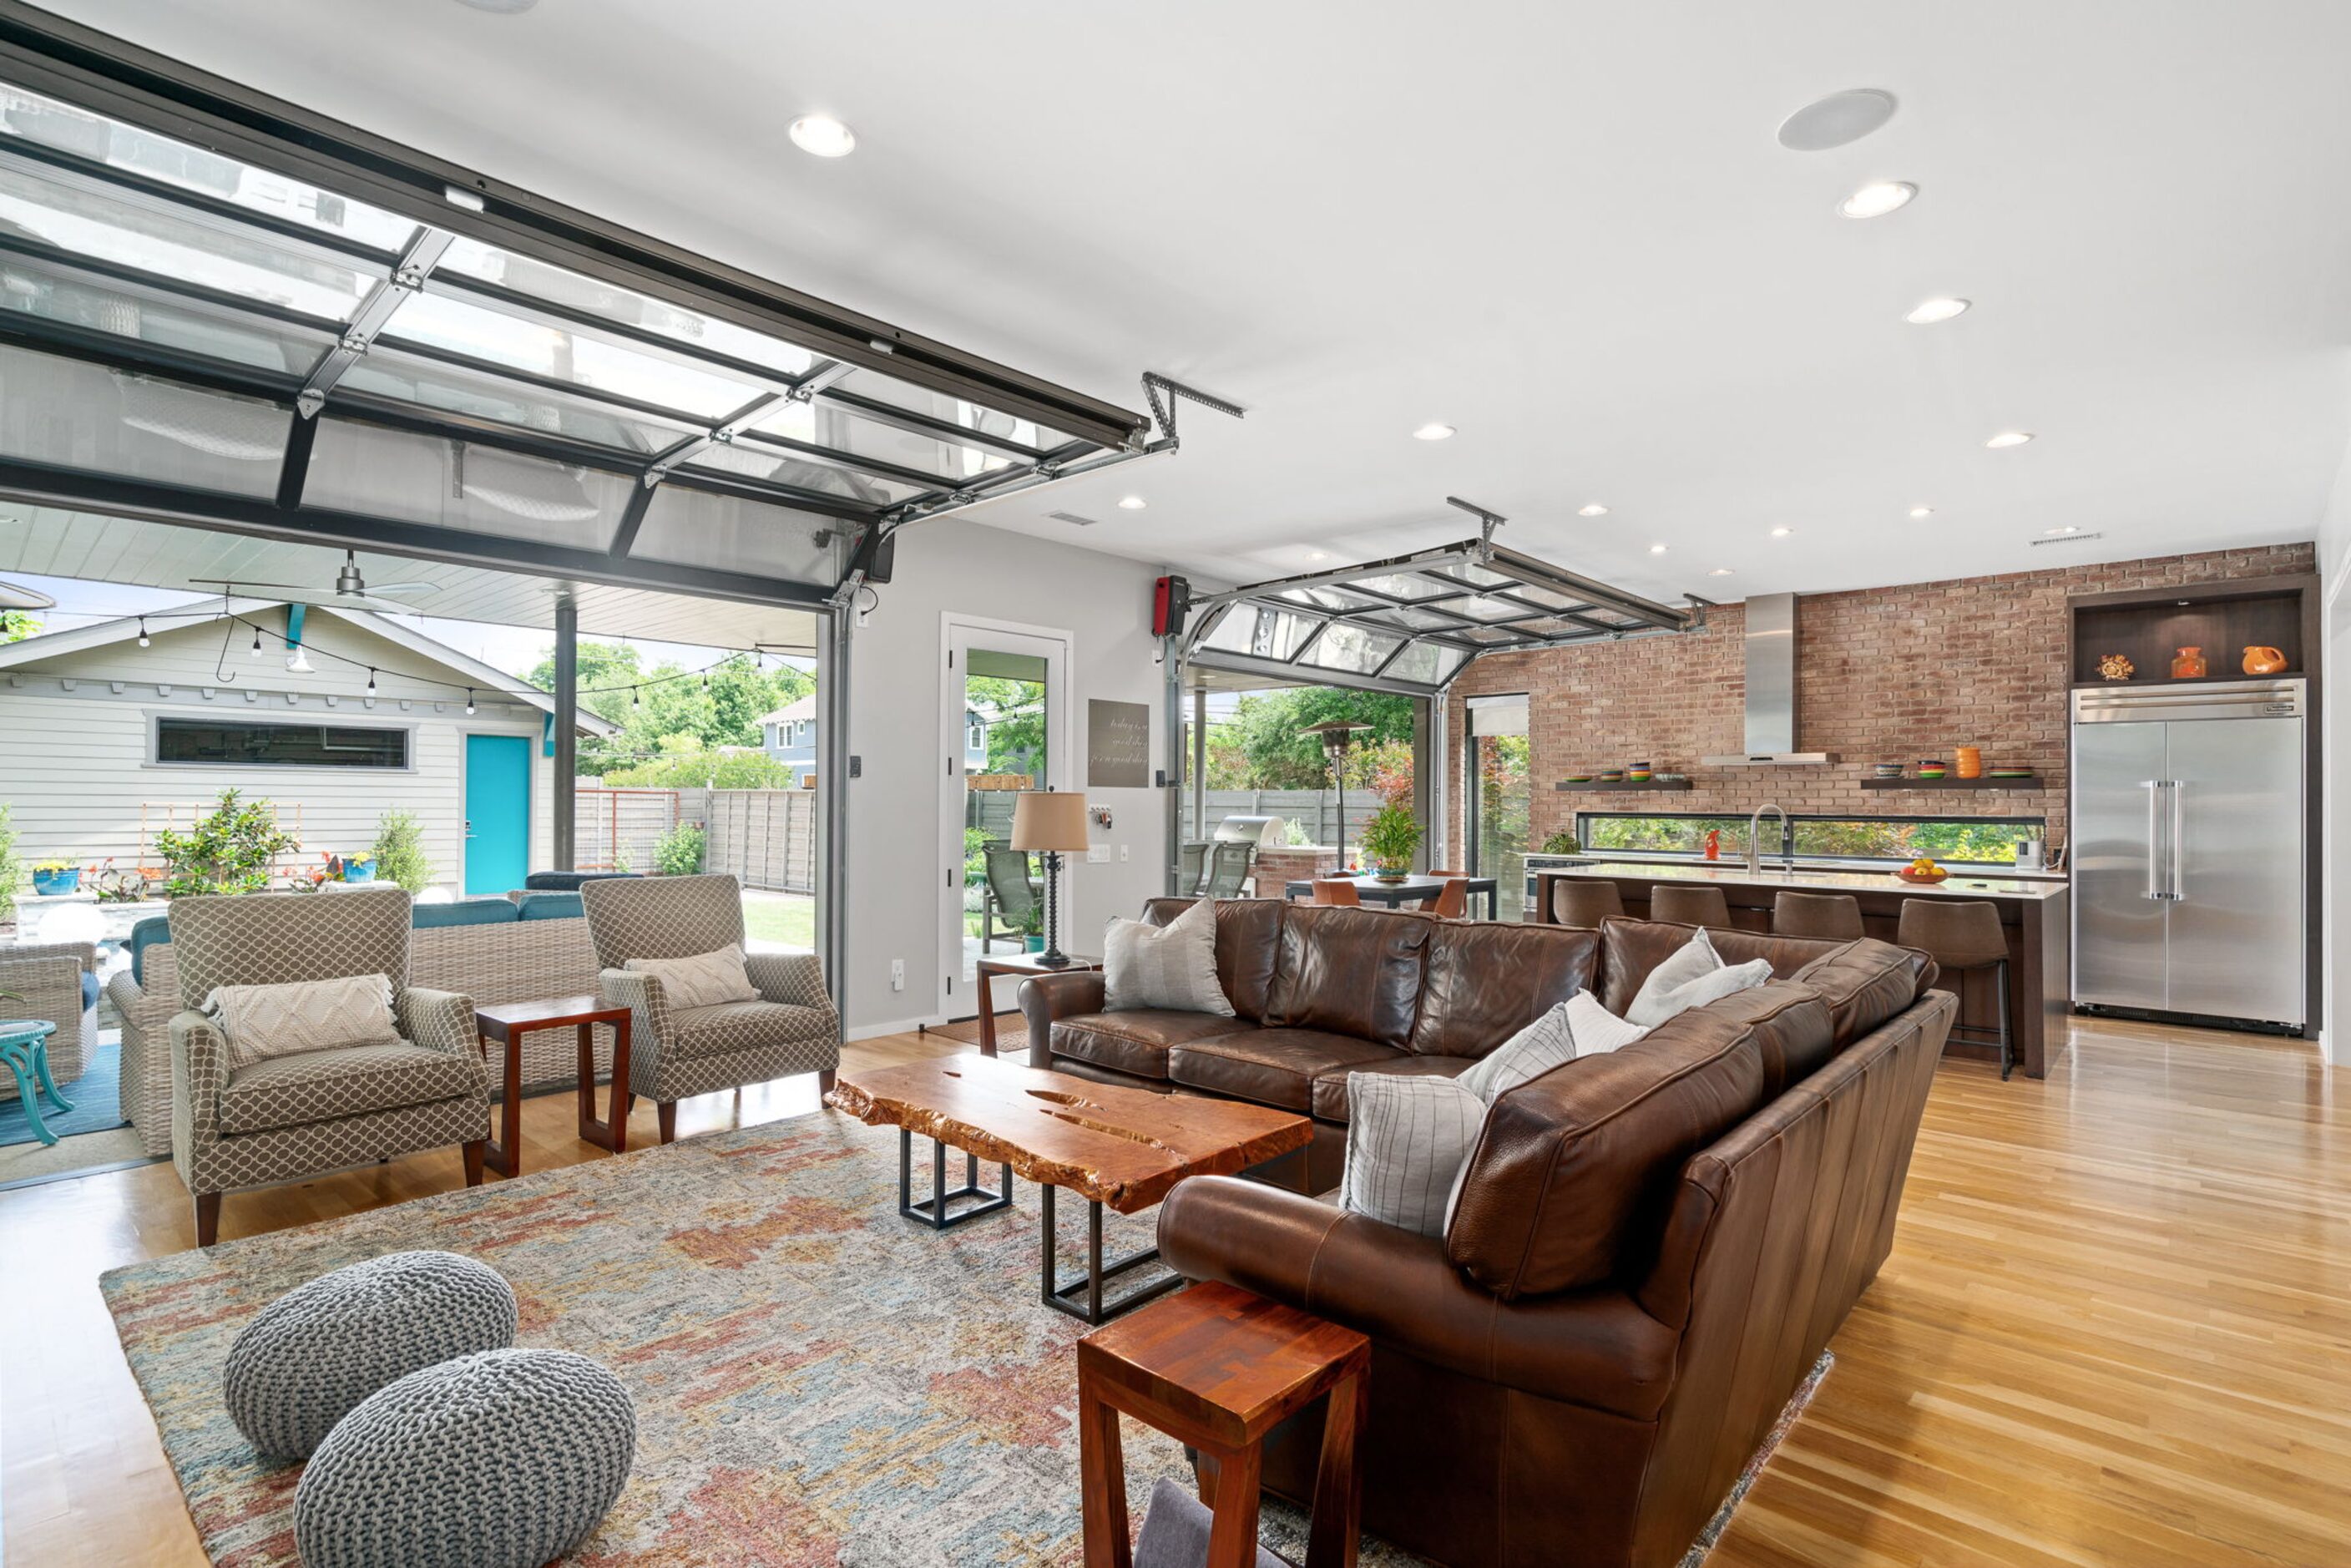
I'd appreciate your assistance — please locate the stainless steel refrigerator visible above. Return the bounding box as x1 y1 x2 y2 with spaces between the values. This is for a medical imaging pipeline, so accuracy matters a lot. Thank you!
2070 679 2307 1031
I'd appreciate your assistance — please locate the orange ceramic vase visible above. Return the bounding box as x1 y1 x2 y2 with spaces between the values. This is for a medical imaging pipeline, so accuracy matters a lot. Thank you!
1954 746 1983 779
2242 645 2288 675
2171 646 2207 679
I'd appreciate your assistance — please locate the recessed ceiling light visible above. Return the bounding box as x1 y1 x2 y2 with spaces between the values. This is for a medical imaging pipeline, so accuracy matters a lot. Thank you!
1985 430 2035 449
2042 525 2081 536
1838 180 1916 219
1413 422 1456 441
1648 544 1669 554
1117 495 1146 510
1708 568 1737 577
453 0 538 11
1307 550 1330 560
1777 89 1898 152
788 115 857 158
1905 296 1971 325
1909 506 1934 518
1769 527 1793 538
1577 503 1609 518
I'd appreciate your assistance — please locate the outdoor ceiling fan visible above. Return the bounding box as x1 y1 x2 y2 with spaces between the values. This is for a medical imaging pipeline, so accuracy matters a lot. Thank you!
191 550 440 614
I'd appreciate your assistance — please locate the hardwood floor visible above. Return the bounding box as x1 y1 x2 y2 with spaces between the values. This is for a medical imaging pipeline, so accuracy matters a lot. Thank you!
4 1016 2343 1568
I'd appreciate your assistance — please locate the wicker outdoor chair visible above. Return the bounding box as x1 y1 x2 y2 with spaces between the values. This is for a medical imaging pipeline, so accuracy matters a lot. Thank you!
581 873 839 1143
980 845 1043 953
0 939 96 1095
164 886 489 1247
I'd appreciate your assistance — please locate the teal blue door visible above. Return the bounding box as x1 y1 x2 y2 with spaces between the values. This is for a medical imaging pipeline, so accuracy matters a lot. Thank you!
463 734 532 896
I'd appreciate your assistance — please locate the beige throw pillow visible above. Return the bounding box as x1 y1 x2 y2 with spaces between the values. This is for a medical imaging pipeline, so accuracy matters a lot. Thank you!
1628 929 1772 1027
624 944 758 1009
1103 898 1234 1015
204 974 400 1072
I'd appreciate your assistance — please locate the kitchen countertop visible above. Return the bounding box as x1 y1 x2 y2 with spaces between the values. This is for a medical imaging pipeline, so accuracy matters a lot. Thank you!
1555 860 2069 902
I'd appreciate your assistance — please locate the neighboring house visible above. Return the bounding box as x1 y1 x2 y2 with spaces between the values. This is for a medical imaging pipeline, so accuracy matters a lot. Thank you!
0 599 619 898
759 694 988 786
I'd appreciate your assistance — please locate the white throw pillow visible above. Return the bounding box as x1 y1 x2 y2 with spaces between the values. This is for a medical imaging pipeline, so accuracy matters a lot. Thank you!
1565 990 1651 1055
624 944 758 1010
1102 898 1234 1015
1628 928 1773 1027
1339 1072 1487 1237
1457 1002 1579 1101
204 974 399 1072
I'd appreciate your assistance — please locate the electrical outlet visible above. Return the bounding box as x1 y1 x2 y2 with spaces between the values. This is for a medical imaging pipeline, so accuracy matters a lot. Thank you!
1085 845 1111 864
888 959 905 992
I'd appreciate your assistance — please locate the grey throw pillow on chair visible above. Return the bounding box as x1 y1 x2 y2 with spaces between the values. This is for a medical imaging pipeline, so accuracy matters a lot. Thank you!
1103 898 1233 1015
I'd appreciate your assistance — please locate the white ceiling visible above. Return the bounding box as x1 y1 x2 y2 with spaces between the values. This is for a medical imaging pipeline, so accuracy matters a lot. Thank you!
32 0 2351 604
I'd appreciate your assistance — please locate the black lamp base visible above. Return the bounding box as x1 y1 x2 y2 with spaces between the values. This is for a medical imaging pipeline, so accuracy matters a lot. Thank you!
1037 849 1072 967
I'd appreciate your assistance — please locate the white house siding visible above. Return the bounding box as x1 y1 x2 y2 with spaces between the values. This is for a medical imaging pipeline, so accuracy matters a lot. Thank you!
0 609 560 894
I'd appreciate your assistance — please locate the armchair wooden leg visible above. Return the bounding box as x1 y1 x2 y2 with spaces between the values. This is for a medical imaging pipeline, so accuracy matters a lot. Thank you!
462 1139 487 1187
819 1069 837 1095
194 1192 221 1248
657 1100 677 1144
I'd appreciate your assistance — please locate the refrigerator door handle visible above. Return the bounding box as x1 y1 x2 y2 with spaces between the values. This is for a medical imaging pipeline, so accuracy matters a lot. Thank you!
2168 778 2187 902
2141 780 2165 901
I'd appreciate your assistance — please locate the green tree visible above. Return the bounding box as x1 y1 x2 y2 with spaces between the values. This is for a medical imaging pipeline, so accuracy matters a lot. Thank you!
370 808 434 893
0 803 18 920
0 610 38 643
527 641 814 777
966 675 1045 775
1220 688 1414 790
154 790 300 896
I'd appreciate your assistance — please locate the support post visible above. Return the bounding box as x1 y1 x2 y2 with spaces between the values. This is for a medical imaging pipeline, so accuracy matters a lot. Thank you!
1191 686 1207 845
553 592 578 872
1161 635 1184 896
818 607 852 1009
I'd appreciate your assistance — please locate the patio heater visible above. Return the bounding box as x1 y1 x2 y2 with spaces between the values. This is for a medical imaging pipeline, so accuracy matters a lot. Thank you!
1011 791 1090 969
1299 718 1373 872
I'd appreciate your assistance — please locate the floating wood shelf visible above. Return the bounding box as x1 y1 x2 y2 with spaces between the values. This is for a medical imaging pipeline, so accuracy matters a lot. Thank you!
1555 778 1695 792
2068 671 2304 690
1858 776 2045 791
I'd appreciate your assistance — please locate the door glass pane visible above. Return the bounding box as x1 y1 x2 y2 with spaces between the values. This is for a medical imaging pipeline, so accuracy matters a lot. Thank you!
301 418 627 545
388 290 766 418
827 365 1069 451
754 395 1015 482
0 255 334 373
962 646 1049 989
1467 733 1530 920
0 345 288 494
339 347 698 453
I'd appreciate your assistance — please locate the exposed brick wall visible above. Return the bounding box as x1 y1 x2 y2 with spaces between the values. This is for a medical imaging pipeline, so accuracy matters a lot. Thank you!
1446 543 2315 858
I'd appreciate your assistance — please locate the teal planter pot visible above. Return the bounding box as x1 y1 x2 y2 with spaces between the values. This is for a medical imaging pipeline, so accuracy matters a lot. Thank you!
31 867 80 896
341 857 377 883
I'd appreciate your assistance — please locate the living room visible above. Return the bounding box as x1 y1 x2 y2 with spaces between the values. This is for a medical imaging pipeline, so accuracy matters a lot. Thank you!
3 3 2349 1567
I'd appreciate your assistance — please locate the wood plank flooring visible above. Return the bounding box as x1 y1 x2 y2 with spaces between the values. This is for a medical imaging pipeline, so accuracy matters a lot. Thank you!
3 1015 2343 1568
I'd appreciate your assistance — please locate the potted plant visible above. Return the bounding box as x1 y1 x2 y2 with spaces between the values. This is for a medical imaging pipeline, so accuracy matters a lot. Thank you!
341 854 377 883
30 861 80 897
1020 903 1045 953
1360 804 1423 884
1542 831 1581 855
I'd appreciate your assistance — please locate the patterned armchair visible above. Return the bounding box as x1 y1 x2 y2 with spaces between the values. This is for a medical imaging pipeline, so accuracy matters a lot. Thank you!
581 873 838 1144
0 939 97 1095
166 886 488 1246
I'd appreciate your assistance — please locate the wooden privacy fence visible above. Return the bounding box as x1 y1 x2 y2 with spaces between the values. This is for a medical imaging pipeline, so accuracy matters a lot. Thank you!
574 787 683 873
1181 789 1383 847
701 789 818 894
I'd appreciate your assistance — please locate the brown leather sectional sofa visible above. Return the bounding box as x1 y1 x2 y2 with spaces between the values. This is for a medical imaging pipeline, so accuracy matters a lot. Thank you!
1020 898 1956 1568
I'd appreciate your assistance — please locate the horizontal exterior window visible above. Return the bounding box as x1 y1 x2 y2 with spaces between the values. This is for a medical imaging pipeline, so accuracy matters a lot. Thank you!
1575 811 2045 867
155 717 409 769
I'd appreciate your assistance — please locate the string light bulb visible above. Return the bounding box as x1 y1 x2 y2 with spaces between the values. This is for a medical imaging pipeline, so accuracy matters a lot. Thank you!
251 625 263 654
464 688 476 716
366 667 377 695
632 685 641 707
136 617 149 648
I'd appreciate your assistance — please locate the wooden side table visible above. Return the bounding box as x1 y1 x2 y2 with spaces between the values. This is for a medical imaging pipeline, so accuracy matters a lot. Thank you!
473 995 633 1177
972 951 1101 1055
1077 1281 1369 1568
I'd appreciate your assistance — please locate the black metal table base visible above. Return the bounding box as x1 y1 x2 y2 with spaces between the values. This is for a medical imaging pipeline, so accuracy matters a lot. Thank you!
897 1127 1013 1230
1039 1181 1184 1324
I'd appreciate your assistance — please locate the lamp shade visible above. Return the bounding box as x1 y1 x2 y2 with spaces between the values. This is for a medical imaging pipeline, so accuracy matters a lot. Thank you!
1010 791 1090 853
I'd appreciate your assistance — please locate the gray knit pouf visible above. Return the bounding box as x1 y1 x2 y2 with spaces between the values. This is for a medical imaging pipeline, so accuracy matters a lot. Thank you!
295 1348 637 1568
225 1250 518 1459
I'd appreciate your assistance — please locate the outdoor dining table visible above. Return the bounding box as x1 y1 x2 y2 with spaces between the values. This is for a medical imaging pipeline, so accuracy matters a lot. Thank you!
1280 873 1502 920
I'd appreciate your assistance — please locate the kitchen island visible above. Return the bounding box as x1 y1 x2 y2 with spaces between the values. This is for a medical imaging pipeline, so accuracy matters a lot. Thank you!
1534 861 2068 1079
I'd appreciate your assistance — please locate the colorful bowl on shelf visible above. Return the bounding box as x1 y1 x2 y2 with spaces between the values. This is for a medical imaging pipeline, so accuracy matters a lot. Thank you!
1564 774 1594 783
1872 762 1904 779
1987 766 2035 779
1916 759 1947 779
1598 769 1625 783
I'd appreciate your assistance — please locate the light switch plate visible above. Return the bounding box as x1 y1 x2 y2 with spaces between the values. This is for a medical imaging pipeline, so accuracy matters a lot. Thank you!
1086 845 1112 863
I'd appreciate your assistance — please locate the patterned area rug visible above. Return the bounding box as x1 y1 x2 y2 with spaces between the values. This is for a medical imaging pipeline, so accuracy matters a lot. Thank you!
99 1110 1825 1566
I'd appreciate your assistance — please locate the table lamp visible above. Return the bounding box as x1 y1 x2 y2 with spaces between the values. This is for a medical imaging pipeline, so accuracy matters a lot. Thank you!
1011 790 1091 968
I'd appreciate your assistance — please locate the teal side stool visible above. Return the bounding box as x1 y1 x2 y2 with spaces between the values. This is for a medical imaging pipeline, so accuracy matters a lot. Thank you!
0 1019 72 1147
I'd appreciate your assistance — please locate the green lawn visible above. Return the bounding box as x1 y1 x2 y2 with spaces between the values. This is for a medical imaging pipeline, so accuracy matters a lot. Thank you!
741 890 817 949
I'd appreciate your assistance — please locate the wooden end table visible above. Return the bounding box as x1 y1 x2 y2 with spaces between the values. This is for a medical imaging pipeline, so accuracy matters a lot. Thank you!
473 995 633 1177
973 950 1101 1055
1079 1281 1370 1568
827 1057 1310 1323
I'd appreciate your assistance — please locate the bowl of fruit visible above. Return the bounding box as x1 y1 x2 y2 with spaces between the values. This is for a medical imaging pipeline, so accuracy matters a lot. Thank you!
1896 857 1950 885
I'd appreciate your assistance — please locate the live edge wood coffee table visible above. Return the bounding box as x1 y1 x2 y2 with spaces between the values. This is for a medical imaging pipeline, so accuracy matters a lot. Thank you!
473 995 633 1178
827 1057 1310 1323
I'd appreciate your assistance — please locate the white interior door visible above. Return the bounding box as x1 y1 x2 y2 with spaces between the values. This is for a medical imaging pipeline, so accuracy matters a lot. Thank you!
939 615 1071 1017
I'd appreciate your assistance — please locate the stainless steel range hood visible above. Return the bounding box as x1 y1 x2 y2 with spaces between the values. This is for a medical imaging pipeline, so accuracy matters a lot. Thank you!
1699 592 1837 766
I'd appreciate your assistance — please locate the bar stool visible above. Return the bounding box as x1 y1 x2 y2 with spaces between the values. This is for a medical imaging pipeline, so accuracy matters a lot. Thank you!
1549 879 1625 929
1650 884 1731 928
1428 877 1471 919
1311 878 1361 907
1773 890 1865 941
1896 898 2014 1079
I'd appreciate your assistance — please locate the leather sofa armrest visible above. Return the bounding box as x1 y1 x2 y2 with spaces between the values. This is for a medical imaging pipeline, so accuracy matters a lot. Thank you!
1158 1176 1682 1419
1016 969 1107 1068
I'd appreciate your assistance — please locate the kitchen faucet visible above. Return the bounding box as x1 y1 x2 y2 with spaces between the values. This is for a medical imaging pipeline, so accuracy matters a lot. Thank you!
1747 803 1788 874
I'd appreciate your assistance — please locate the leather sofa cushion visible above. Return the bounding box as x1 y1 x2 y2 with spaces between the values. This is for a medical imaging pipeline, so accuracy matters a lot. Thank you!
1691 981 1836 1099
1051 1009 1257 1080
1444 1004 1765 1300
1170 1027 1400 1112
1408 921 1599 1058
1264 905 1430 1047
1309 1052 1474 1123
1791 938 1937 1046
219 1042 482 1136
1596 918 1844 1018
1142 897 1284 1022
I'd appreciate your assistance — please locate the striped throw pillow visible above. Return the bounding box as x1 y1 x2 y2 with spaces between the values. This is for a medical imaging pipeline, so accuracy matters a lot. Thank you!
1102 898 1234 1015
1339 1072 1487 1237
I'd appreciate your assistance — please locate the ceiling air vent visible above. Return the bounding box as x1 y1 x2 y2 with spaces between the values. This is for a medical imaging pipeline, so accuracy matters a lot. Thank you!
1046 510 1100 528
2029 531 2104 547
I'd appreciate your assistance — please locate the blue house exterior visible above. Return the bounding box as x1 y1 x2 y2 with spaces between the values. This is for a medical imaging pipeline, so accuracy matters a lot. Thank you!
761 694 988 784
